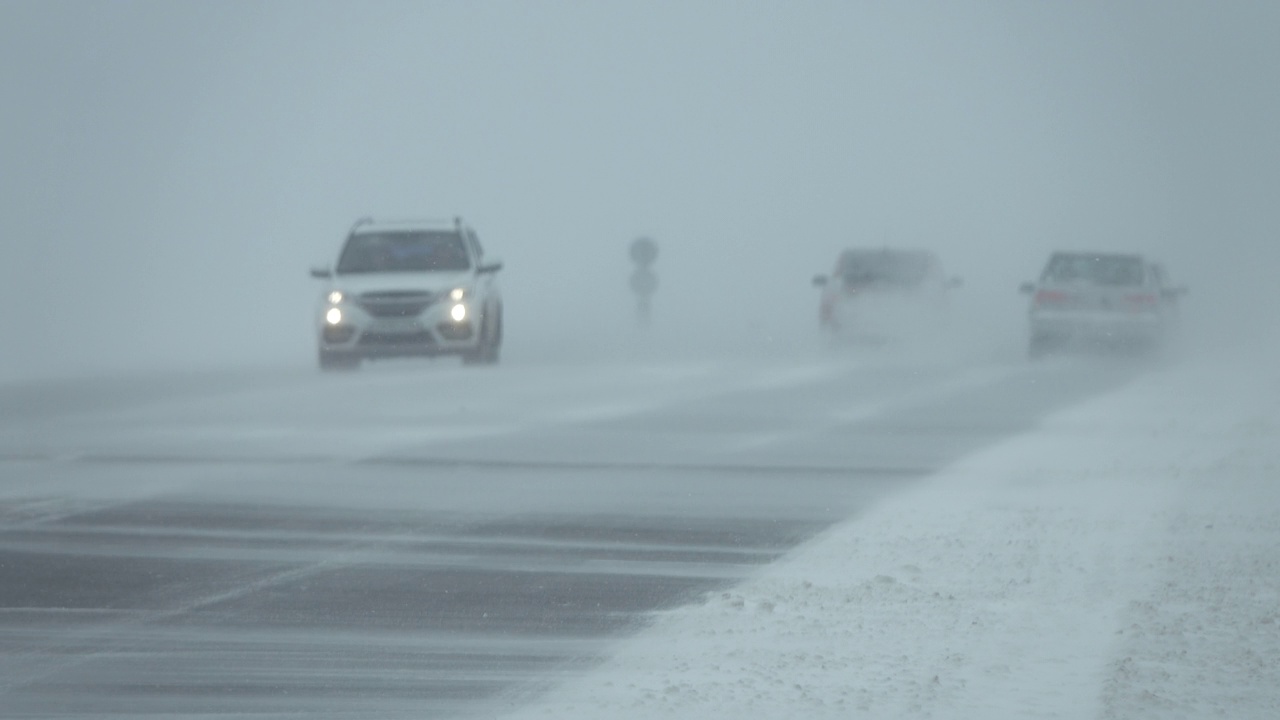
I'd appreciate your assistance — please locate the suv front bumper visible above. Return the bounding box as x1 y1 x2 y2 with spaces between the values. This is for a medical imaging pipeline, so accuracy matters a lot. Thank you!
319 304 480 358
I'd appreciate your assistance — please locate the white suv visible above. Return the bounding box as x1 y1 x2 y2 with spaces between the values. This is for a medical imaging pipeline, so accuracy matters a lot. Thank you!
309 217 503 369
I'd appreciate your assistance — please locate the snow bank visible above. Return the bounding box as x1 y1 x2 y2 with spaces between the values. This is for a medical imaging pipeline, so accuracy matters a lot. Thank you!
500 358 1280 719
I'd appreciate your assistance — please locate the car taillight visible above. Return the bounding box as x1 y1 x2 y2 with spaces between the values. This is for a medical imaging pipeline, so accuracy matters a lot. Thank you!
1034 290 1071 307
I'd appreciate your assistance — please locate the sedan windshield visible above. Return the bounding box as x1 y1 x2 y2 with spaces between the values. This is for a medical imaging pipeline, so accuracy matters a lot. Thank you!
1042 253 1145 286
336 231 470 274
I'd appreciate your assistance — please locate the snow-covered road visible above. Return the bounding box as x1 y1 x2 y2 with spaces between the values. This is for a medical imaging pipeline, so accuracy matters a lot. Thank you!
500 355 1280 719
5 352 1269 718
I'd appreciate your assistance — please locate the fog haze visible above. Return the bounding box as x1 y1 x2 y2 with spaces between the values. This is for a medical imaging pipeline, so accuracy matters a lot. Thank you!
4 5 1280 714
2 1 1277 378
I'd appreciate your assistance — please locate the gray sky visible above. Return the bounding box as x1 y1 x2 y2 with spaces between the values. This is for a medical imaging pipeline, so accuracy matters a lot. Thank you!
2 1 1277 377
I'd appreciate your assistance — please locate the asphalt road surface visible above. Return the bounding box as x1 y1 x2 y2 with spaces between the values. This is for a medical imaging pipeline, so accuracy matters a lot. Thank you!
0 353 1140 718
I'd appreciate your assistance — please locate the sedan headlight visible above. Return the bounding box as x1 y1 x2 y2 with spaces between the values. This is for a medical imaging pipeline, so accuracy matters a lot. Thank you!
449 287 466 301
326 290 344 304
450 303 467 322
325 307 343 325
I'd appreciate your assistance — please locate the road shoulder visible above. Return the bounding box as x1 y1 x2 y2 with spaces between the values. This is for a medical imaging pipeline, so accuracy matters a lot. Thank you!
499 357 1280 719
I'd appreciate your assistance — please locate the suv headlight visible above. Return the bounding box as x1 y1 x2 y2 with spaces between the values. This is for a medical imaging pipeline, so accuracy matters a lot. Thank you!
326 290 345 304
448 287 467 301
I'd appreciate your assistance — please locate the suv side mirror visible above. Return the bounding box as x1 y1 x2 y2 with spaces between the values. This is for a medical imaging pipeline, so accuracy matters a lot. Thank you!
1018 282 1036 295
812 274 828 287
477 259 503 274
310 266 333 279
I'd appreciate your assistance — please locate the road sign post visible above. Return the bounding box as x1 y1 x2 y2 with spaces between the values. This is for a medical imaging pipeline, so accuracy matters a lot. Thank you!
628 238 659 327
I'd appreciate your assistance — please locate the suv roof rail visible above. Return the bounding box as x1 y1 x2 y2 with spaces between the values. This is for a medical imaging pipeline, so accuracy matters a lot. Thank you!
348 216 374 234
352 216 463 228
345 216 471 238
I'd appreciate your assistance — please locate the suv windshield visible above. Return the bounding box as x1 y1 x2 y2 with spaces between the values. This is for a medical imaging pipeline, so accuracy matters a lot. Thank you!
336 231 470 274
1042 253 1145 286
839 250 932 286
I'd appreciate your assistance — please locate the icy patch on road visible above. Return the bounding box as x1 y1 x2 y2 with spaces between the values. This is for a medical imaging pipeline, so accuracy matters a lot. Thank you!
502 358 1280 719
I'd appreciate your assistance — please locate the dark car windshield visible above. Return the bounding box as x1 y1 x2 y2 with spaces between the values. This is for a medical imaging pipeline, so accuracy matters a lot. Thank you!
839 250 932 286
336 231 471 274
1042 253 1145 286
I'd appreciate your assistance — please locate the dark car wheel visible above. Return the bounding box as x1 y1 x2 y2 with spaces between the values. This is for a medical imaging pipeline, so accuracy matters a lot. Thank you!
1028 337 1052 361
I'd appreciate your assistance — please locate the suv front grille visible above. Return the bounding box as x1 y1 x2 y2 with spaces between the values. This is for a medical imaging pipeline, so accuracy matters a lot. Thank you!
358 291 435 318
359 330 437 346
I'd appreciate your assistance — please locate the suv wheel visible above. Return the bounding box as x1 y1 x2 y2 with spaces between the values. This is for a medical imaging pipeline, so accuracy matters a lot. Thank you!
462 305 502 366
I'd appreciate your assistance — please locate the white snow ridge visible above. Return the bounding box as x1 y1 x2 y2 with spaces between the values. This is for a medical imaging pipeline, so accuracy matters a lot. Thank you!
501 358 1280 720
